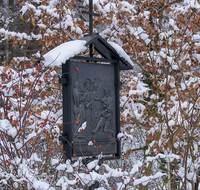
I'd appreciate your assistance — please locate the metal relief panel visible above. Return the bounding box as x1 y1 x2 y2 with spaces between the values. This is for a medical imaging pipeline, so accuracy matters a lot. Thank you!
69 61 117 156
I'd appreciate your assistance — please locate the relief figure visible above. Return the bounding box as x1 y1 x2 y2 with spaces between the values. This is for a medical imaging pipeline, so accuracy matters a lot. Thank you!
92 87 114 134
73 78 93 137
73 81 85 137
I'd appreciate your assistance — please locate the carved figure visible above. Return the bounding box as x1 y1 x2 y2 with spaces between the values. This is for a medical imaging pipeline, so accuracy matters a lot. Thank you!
73 78 94 137
92 87 113 133
73 81 85 136
73 81 80 120
81 78 92 110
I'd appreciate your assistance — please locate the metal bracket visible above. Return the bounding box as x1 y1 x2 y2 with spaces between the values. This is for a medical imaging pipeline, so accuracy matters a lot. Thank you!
59 135 68 142
115 81 122 86
59 78 67 85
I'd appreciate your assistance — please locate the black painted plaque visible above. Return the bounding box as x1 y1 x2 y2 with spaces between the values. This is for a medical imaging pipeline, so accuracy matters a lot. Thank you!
61 59 120 158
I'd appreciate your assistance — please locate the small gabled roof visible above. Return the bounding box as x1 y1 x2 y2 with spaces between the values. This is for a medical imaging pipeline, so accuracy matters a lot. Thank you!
81 33 133 70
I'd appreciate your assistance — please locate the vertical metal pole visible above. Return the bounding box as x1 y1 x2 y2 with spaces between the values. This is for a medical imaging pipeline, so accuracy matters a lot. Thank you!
62 60 72 160
114 61 121 157
168 159 171 190
89 0 93 57
89 0 93 35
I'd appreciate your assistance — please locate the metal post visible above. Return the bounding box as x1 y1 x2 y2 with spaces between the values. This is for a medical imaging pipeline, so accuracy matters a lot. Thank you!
89 0 93 35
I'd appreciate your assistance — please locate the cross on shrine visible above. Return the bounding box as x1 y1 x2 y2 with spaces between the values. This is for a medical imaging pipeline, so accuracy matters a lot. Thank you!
82 0 100 35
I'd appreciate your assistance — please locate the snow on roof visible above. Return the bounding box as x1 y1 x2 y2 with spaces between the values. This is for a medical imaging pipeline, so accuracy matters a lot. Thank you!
108 41 134 66
43 40 87 67
43 39 133 67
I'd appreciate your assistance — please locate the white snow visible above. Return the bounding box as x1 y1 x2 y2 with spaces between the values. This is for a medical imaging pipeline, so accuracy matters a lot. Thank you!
33 180 50 190
31 153 42 162
7 127 17 138
108 41 134 66
43 39 133 68
43 40 87 67
88 141 93 146
0 119 17 138
0 119 12 131
78 121 87 132
87 160 98 170
51 158 59 166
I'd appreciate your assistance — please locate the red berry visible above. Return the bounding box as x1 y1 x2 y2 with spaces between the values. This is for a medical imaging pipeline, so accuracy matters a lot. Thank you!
75 68 79 72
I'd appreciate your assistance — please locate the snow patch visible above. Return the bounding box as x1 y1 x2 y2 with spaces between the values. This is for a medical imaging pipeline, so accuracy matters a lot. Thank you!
108 41 133 66
43 40 87 67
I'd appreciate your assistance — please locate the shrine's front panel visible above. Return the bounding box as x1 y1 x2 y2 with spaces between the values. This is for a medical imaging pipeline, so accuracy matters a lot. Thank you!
62 60 119 157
